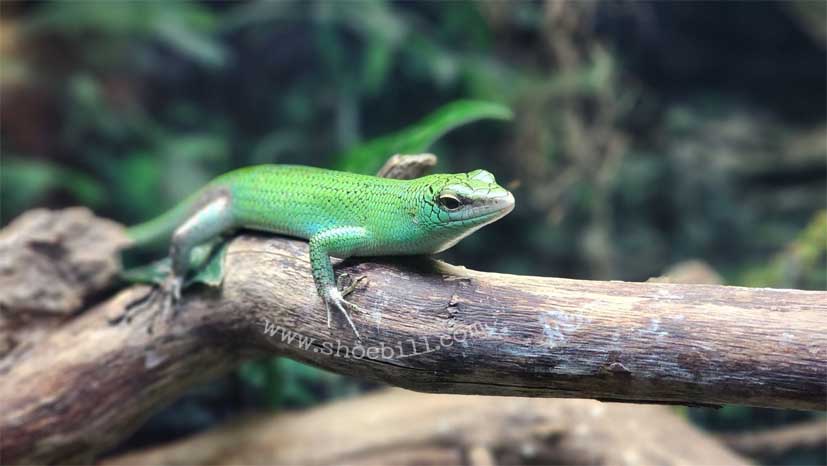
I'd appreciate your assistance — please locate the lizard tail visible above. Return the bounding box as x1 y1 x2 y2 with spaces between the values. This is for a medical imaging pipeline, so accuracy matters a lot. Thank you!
127 194 197 247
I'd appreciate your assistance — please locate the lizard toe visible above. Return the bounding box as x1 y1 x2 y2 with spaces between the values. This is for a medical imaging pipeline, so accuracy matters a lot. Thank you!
324 287 362 339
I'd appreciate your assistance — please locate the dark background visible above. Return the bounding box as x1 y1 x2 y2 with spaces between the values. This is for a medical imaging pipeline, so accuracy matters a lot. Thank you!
1 1 825 464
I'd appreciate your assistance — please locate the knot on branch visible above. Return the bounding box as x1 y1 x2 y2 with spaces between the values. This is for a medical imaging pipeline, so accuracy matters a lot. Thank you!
0 207 129 316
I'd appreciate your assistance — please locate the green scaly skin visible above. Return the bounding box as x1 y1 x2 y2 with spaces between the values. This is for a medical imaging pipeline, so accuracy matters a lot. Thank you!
128 164 515 337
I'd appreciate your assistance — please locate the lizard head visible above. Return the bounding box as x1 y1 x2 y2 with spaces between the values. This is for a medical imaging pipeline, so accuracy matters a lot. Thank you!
413 169 515 253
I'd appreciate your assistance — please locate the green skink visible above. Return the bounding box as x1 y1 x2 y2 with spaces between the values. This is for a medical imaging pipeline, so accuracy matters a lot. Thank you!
128 164 515 337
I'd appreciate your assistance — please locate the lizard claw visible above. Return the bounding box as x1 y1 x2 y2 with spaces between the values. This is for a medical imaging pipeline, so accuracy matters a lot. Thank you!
116 275 183 334
114 285 154 324
165 275 183 317
152 275 183 333
323 286 364 340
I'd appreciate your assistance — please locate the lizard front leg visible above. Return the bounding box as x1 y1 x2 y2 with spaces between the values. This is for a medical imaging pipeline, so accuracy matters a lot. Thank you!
308 227 371 339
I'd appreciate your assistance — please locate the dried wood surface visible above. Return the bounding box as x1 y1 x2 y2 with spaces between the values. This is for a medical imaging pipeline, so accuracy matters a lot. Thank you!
103 388 752 466
1 155 825 464
720 418 827 460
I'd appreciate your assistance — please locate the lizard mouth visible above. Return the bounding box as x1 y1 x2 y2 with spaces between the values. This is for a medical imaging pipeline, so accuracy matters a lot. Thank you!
460 191 515 224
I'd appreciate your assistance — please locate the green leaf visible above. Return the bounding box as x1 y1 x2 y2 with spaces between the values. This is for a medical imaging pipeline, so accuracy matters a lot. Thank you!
0 157 106 223
30 1 226 68
336 100 513 174
154 17 227 68
114 152 163 221
120 238 229 287
120 257 171 286
190 239 230 287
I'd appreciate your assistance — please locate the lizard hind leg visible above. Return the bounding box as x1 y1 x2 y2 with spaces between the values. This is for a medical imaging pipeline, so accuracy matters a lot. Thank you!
115 189 236 333
165 191 236 318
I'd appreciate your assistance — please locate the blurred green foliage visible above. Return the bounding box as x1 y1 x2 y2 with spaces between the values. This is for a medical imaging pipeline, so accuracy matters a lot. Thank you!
1 156 105 212
239 358 365 409
2 1 825 463
737 210 827 290
336 99 512 173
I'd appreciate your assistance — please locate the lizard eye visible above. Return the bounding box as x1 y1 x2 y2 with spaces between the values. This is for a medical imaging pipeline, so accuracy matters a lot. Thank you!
438 194 462 211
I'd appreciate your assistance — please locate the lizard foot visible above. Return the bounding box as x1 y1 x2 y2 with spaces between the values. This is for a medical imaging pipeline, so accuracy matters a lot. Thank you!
148 275 182 334
323 286 365 340
115 275 183 334
112 286 158 325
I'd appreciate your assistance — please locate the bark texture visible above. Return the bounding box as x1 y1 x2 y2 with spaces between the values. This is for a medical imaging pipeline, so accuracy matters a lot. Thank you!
0 207 128 315
103 388 752 466
720 418 827 461
1 155 825 464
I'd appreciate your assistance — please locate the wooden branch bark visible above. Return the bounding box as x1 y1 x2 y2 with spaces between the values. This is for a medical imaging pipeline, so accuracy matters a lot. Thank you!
720 419 827 461
2 222 825 463
103 388 751 466
1 155 825 464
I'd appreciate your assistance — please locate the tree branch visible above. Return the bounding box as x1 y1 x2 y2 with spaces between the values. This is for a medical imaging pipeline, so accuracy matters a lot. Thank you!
2 228 825 464
1 156 825 464
720 418 827 461
103 388 751 466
